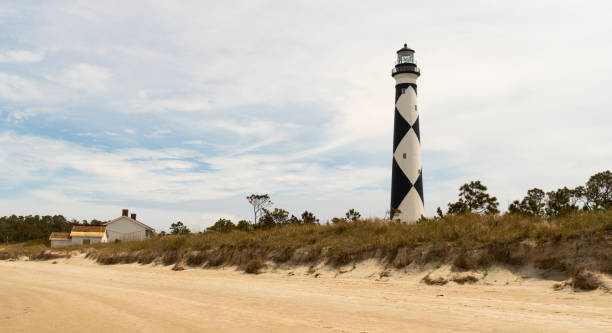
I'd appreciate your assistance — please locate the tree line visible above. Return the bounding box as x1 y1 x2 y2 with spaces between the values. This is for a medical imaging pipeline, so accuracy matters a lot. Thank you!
169 194 323 234
170 170 612 234
436 170 612 219
0 215 106 243
169 195 367 234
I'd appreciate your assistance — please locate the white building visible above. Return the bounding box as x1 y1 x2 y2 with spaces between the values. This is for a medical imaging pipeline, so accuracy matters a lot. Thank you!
102 209 155 242
49 232 71 247
49 209 155 247
70 225 106 245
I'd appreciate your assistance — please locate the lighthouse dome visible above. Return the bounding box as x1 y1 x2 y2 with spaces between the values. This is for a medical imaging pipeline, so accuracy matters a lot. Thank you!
392 44 420 77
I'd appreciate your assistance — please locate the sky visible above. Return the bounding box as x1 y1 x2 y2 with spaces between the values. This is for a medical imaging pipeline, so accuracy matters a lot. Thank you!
1 1 611 232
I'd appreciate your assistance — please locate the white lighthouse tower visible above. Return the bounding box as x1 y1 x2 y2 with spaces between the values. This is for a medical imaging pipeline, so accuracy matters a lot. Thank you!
391 44 423 223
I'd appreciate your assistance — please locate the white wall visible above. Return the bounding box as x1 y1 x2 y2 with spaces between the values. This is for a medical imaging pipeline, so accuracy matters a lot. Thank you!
71 236 102 245
105 217 151 242
50 239 72 247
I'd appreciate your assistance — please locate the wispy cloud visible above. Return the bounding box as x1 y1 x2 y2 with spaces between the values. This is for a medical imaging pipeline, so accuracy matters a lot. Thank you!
48 64 112 93
0 50 44 63
0 73 44 101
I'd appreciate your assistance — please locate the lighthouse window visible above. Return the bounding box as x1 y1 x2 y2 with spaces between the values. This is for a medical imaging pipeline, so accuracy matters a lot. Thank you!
414 105 418 111
399 54 413 64
402 153 407 159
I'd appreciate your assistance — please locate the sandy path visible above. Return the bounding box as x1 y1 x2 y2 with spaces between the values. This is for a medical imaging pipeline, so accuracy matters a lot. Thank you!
0 257 610 332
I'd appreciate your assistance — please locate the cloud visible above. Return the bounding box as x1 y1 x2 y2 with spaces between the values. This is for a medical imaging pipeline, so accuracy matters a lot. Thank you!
183 140 205 145
0 50 44 63
49 64 112 93
0 131 389 227
0 73 44 101
130 90 211 113
1 1 612 226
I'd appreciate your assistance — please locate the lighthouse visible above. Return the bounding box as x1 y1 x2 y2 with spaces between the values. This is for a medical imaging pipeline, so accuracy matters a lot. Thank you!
390 44 423 222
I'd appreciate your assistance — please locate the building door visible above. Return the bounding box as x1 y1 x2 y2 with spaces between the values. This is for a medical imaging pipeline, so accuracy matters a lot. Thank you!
83 239 91 245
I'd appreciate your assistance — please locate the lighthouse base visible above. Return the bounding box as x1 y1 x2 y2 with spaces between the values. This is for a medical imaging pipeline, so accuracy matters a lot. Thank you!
393 187 424 223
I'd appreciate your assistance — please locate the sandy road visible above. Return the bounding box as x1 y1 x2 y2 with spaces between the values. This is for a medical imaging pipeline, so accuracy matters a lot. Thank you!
0 257 610 332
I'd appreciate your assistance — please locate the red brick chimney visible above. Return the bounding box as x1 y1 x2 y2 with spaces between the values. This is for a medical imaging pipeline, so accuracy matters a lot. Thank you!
130 213 137 220
122 209 128 217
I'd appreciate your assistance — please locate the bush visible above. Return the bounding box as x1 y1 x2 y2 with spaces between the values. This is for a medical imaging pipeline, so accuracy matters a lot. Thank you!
508 188 547 217
130 242 148 251
452 275 479 285
29 251 67 261
571 270 602 290
170 221 190 235
422 274 447 285
136 251 157 264
185 251 207 266
162 250 179 265
245 259 265 274
236 220 251 232
207 219 236 233
164 236 187 251
583 170 612 210
446 181 499 215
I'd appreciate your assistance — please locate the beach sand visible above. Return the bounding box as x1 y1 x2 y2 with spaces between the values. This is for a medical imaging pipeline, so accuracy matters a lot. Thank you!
0 255 610 332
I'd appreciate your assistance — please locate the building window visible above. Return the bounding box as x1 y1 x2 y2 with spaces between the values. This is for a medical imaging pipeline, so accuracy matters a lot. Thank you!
415 105 418 111
402 153 407 159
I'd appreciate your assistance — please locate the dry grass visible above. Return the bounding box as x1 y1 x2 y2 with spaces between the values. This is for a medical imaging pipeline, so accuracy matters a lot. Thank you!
569 269 604 291
422 274 448 285
422 273 480 286
0 244 75 261
2 210 611 281
554 269 606 291
28 251 70 261
245 259 265 274
451 275 479 285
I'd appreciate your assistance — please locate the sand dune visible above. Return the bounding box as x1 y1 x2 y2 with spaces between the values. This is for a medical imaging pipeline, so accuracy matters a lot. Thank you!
0 256 610 332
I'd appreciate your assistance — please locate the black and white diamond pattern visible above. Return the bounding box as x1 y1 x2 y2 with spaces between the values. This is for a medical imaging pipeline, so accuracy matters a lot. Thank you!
391 84 424 222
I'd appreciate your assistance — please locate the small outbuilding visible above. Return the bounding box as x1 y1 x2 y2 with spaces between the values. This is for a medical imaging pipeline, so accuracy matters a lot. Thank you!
49 232 71 247
70 225 106 245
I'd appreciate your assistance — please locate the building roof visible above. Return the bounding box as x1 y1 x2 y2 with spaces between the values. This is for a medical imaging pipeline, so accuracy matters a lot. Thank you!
105 216 155 231
70 225 106 238
49 232 70 240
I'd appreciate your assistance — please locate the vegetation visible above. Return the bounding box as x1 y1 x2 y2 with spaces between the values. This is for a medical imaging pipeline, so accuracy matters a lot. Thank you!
246 194 272 224
345 209 361 222
582 170 612 210
207 218 236 232
0 215 74 244
508 188 547 217
1 170 611 291
441 180 500 216
300 211 319 224
236 220 250 232
170 221 190 235
245 259 266 274
508 171 612 218
1 210 610 290
63 210 610 276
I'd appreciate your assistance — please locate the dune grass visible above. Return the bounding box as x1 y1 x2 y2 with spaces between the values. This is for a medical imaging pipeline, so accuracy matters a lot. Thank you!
74 210 611 273
2 210 611 283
